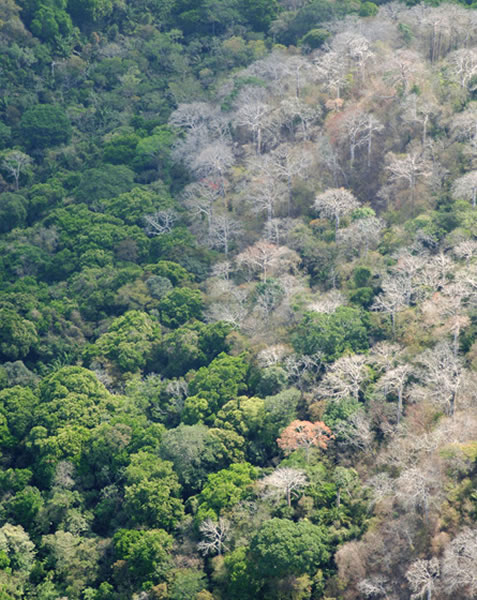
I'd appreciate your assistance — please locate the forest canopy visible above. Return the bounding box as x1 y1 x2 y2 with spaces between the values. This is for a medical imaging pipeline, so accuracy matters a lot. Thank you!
1 0 477 599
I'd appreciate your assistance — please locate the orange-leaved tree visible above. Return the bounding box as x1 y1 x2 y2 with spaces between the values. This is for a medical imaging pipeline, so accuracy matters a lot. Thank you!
277 420 334 462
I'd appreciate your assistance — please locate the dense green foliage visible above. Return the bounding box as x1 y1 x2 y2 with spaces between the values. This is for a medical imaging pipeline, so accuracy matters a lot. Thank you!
1 0 477 599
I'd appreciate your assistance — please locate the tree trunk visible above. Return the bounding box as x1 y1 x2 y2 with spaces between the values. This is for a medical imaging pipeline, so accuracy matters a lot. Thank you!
367 131 372 168
423 114 429 146
397 386 403 424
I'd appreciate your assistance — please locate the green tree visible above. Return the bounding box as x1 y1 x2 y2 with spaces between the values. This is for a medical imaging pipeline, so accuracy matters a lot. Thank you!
28 180 64 220
159 287 204 328
107 186 174 227
159 424 245 494
292 306 369 361
0 123 11 149
5 486 44 532
35 366 119 433
42 531 100 599
159 320 231 377
20 105 71 150
214 396 265 439
222 546 260 600
196 462 258 521
261 389 300 457
188 353 248 412
299 28 330 51
88 310 161 373
238 0 279 31
67 0 115 24
323 396 361 432
145 260 192 286
77 421 133 490
103 132 140 165
0 523 35 578
112 528 173 585
0 308 38 361
359 2 378 17
249 518 330 579
0 386 38 442
168 568 208 600
73 165 135 206
133 126 175 177
123 451 184 530
30 3 74 42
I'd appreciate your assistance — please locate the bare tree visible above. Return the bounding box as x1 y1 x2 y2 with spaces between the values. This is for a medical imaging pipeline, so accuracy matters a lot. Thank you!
395 462 443 522
412 341 462 417
337 109 370 167
191 141 234 195
143 210 176 236
358 575 389 599
452 170 477 209
334 410 373 452
209 214 242 255
278 96 321 141
268 143 314 213
332 32 374 85
170 101 228 168
384 49 423 95
315 134 348 187
337 215 384 258
418 251 453 292
369 341 404 373
2 150 32 190
313 187 359 234
402 94 439 147
245 50 295 94
260 467 308 507
234 87 276 154
447 48 477 91
441 528 477 597
317 354 370 402
263 217 297 246
278 0 307 11
406 558 440 600
372 274 411 337
169 101 223 136
261 54 313 99
284 352 323 394
453 239 477 265
376 364 411 424
210 260 233 281
207 286 248 329
421 8 451 63
315 50 348 99
247 171 287 234
235 242 298 281
257 344 290 368
308 289 345 315
363 114 384 168
385 150 432 206
181 179 221 244
197 518 230 556
439 281 472 357
449 106 477 158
